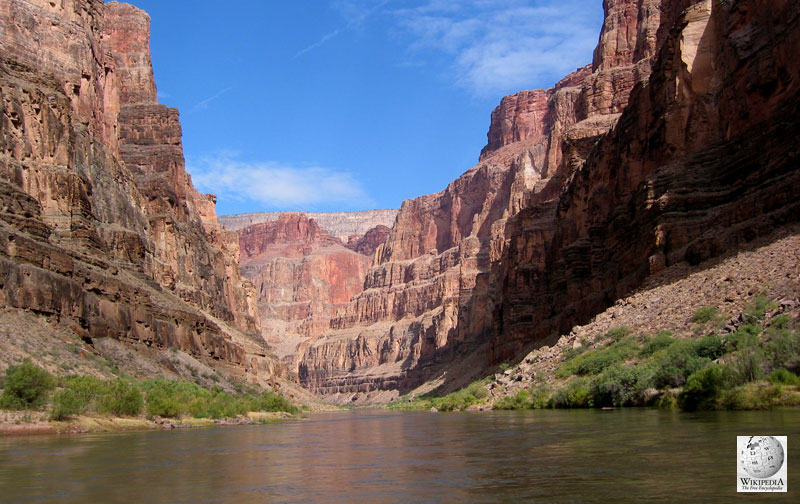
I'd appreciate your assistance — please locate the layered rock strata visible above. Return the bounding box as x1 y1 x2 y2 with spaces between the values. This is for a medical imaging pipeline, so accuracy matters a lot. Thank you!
493 0 800 361
237 214 372 368
0 1 280 383
296 0 800 400
220 209 398 242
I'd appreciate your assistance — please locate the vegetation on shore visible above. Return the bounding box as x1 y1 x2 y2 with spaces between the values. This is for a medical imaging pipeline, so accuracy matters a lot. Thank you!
389 381 491 412
391 296 800 412
0 362 300 426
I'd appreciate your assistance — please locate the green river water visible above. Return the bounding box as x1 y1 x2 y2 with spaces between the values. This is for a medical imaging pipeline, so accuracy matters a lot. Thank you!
1 408 798 503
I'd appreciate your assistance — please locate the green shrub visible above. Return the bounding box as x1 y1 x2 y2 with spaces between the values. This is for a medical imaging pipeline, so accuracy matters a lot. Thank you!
50 389 83 421
679 364 730 411
658 391 679 410
590 363 655 407
692 335 727 360
719 383 782 410
563 346 587 361
557 350 618 377
145 388 183 418
768 368 800 386
550 380 591 408
652 365 686 389
98 379 143 416
651 339 713 388
255 390 299 414
494 390 531 410
0 360 55 410
744 296 777 323
769 314 793 330
141 378 208 418
589 365 632 407
556 338 638 378
606 327 632 342
63 375 104 410
530 384 553 409
640 332 675 357
692 306 719 324
726 324 761 351
731 349 765 385
433 390 476 412
465 382 489 400
189 390 245 418
763 330 800 371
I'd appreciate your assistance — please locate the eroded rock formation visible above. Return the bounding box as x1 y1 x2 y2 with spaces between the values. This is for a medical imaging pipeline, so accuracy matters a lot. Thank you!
345 224 390 257
295 0 800 401
0 1 281 383
237 213 372 369
494 0 800 361
220 209 398 242
3 0 797 405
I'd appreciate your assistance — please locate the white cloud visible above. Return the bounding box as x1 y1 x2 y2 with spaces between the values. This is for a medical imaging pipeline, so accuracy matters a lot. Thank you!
394 0 601 96
188 153 372 210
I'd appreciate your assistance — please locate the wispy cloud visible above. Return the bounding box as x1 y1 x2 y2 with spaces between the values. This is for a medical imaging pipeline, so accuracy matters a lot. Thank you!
188 153 372 210
394 0 601 96
295 28 346 58
295 0 391 58
192 87 232 111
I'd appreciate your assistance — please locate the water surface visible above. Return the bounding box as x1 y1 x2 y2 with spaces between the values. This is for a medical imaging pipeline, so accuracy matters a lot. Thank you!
1 409 798 502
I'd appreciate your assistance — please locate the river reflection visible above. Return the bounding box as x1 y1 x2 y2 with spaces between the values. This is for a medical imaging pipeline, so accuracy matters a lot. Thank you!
1 409 798 502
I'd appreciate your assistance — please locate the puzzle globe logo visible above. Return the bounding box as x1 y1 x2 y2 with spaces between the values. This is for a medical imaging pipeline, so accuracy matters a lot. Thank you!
737 436 787 492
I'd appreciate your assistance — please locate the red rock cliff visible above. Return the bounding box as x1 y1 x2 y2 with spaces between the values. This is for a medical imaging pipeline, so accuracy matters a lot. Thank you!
237 213 372 370
494 0 800 360
296 0 800 401
0 1 279 383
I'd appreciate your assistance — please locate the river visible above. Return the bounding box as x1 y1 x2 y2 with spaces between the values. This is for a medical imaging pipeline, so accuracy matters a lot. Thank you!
1 409 798 502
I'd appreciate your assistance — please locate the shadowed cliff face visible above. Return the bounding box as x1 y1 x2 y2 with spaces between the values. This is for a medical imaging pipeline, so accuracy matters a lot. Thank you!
0 1 282 384
294 0 800 402
294 0 667 399
493 0 800 361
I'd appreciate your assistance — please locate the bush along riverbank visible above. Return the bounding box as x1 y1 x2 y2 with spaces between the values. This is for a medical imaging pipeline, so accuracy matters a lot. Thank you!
391 296 800 412
0 362 302 434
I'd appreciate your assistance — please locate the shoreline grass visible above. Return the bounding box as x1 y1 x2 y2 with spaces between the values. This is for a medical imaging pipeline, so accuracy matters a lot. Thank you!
1 364 302 434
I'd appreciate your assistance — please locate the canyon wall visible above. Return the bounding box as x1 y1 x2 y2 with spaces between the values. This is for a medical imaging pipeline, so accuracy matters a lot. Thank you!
236 213 374 371
220 209 398 242
295 0 800 400
494 0 800 360
293 0 669 398
0 1 281 383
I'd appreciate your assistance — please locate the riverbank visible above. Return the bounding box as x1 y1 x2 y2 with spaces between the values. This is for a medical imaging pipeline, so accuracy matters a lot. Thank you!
390 231 800 413
0 409 300 436
0 363 305 436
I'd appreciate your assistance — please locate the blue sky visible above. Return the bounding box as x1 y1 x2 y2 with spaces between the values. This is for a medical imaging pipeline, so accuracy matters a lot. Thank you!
113 1 604 216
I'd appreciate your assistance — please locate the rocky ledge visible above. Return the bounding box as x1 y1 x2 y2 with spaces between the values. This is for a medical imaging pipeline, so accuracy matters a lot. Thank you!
0 0 283 388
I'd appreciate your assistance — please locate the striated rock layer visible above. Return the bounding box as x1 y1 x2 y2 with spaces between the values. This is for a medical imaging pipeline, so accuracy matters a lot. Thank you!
295 0 665 398
493 0 800 361
297 0 800 401
0 1 283 384
220 209 398 242
237 213 372 370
